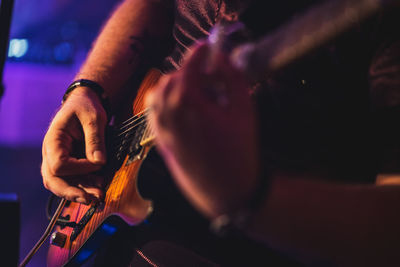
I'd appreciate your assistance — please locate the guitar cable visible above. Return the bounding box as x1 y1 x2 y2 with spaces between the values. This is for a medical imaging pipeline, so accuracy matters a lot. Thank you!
46 194 77 227
18 198 67 267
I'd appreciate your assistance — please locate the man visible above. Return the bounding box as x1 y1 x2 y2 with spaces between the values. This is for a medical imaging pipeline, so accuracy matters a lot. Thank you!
43 1 280 266
42 0 400 265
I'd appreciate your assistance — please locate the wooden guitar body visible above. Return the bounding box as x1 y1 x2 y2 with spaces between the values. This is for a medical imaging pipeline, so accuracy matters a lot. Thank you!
47 70 162 267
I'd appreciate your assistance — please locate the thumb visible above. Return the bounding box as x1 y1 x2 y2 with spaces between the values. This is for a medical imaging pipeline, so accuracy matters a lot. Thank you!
80 112 107 164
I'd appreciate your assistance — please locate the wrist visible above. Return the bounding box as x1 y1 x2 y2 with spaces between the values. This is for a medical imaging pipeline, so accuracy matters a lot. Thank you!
62 79 111 119
210 168 270 236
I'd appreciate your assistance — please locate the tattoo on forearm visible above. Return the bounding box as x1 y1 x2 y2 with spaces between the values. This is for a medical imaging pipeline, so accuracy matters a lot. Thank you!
130 36 145 53
129 35 146 64
129 31 167 66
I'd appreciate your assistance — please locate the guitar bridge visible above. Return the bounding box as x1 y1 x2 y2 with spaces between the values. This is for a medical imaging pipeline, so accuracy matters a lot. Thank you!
70 203 99 242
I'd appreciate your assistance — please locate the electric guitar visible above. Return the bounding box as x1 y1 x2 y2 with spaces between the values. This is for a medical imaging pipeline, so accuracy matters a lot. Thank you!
46 69 161 267
46 0 389 265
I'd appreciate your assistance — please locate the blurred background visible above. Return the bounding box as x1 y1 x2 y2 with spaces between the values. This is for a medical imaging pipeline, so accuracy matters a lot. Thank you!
0 0 118 265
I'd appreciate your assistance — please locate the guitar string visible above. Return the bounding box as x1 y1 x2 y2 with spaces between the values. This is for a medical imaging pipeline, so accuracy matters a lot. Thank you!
112 120 148 162
114 120 147 146
116 107 150 132
114 123 147 148
117 114 148 137
113 119 149 152
117 108 149 130
112 115 148 152
109 111 149 158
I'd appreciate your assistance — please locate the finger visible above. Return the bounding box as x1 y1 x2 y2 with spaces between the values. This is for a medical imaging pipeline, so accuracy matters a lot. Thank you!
42 160 94 204
77 181 104 201
77 110 107 164
74 173 104 196
44 134 103 176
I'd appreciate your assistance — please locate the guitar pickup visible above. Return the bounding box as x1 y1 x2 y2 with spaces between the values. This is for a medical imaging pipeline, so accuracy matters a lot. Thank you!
55 214 77 229
70 203 99 242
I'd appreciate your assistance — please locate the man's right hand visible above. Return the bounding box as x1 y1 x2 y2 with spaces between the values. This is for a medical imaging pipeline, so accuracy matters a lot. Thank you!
41 86 107 204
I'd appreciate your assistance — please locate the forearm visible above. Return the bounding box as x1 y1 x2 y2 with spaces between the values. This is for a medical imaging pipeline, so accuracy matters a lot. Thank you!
247 172 400 266
75 0 173 105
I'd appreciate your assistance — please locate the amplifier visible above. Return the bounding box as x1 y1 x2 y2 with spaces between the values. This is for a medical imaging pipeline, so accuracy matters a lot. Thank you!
0 193 20 267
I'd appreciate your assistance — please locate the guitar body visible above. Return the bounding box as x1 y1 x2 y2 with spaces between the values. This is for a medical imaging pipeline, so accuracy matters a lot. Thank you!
47 69 162 267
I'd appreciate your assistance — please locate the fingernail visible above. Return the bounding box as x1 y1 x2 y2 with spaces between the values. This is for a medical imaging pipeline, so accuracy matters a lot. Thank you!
75 197 88 204
93 191 102 200
93 150 106 163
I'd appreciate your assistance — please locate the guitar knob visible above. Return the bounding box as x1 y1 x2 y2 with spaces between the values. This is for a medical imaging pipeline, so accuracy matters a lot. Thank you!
50 231 67 248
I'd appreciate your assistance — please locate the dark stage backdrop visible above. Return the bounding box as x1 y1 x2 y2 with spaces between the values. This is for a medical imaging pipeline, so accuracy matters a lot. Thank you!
0 0 117 266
